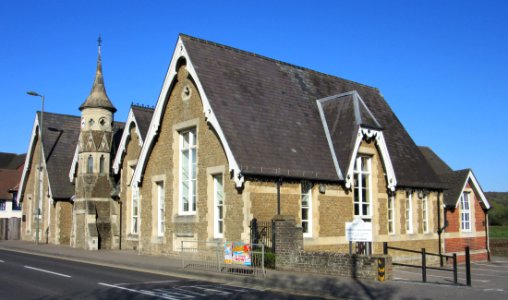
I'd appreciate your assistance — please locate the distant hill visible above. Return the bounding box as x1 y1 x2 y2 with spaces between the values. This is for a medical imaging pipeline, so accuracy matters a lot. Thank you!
486 192 508 205
486 192 508 225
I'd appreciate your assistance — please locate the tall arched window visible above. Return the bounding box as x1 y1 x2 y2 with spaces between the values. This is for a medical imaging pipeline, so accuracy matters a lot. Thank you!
87 155 93 174
99 155 105 174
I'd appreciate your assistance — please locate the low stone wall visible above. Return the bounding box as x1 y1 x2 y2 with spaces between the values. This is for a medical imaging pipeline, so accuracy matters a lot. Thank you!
272 215 392 281
278 250 391 280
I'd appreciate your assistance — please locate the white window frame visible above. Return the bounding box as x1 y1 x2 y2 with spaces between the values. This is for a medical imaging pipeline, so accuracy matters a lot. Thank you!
131 186 139 234
157 181 165 236
301 182 313 238
422 195 429 233
213 174 224 238
460 192 471 232
405 192 413 234
37 165 43 219
353 156 372 218
388 195 395 234
179 128 197 215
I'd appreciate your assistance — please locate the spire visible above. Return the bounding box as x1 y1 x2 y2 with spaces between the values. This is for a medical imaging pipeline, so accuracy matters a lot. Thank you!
79 36 117 112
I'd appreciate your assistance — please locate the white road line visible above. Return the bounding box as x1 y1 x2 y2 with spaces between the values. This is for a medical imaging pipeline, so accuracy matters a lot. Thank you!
188 285 231 295
0 259 4 263
152 288 195 298
115 280 180 286
98 282 179 300
172 287 207 296
473 263 508 268
24 266 71 278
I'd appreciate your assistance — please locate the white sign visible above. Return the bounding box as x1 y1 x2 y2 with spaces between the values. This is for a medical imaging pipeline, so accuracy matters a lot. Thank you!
345 218 372 242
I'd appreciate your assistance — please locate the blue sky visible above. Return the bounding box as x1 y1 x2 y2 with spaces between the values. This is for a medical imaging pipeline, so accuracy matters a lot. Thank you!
1 1 506 191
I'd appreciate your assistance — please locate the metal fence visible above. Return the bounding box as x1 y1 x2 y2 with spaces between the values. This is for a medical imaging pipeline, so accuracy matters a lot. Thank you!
250 219 272 251
383 242 471 286
180 240 265 277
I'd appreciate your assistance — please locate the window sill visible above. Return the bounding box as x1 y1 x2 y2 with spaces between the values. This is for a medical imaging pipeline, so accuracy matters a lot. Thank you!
151 236 164 244
127 234 139 241
175 215 197 223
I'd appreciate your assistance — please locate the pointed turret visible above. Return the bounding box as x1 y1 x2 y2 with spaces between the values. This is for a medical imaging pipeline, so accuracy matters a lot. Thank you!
79 38 116 113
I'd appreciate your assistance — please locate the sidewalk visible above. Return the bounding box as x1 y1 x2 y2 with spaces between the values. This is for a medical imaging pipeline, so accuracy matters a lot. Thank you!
0 240 396 299
2 240 498 300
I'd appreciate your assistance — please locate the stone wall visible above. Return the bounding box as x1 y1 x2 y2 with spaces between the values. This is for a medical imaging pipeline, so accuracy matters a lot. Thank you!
272 215 392 281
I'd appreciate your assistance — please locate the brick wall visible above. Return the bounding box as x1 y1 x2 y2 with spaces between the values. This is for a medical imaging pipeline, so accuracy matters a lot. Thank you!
443 180 488 262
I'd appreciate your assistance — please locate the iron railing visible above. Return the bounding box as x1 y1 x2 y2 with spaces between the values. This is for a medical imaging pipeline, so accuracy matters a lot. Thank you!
384 242 471 286
250 219 272 250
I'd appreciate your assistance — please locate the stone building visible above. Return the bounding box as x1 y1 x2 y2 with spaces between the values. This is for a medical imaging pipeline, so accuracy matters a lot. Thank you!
15 34 490 263
18 112 79 245
130 34 448 258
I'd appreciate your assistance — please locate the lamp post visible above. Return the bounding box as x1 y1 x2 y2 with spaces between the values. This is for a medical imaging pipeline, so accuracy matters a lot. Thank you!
27 91 44 246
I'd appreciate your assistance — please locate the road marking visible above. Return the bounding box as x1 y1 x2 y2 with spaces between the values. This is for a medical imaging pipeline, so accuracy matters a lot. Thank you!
172 287 207 296
24 266 71 278
152 289 195 298
115 280 180 286
473 263 508 268
188 285 231 295
98 282 180 300
0 259 4 263
483 288 504 292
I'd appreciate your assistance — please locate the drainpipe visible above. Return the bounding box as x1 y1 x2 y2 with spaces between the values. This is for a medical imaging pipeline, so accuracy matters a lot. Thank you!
437 191 442 264
437 191 449 267
485 210 490 261
119 200 122 250
276 177 283 215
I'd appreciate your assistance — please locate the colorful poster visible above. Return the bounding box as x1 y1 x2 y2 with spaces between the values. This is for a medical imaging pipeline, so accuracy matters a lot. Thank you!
224 241 251 266
224 242 233 264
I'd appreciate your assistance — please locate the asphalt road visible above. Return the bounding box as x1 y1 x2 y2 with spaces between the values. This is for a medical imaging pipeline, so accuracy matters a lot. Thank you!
0 249 324 300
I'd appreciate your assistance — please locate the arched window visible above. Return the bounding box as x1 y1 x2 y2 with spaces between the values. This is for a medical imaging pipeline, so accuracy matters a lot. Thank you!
99 155 105 174
87 155 93 174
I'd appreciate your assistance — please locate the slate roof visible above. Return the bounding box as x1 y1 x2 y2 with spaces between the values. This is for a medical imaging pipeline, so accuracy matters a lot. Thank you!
439 169 470 207
0 153 26 169
418 146 453 175
0 167 23 200
419 146 488 208
181 34 442 188
319 92 383 179
131 105 154 141
38 112 81 199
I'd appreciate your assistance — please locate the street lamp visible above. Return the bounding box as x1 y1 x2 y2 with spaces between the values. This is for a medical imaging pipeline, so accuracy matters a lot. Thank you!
27 91 44 246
